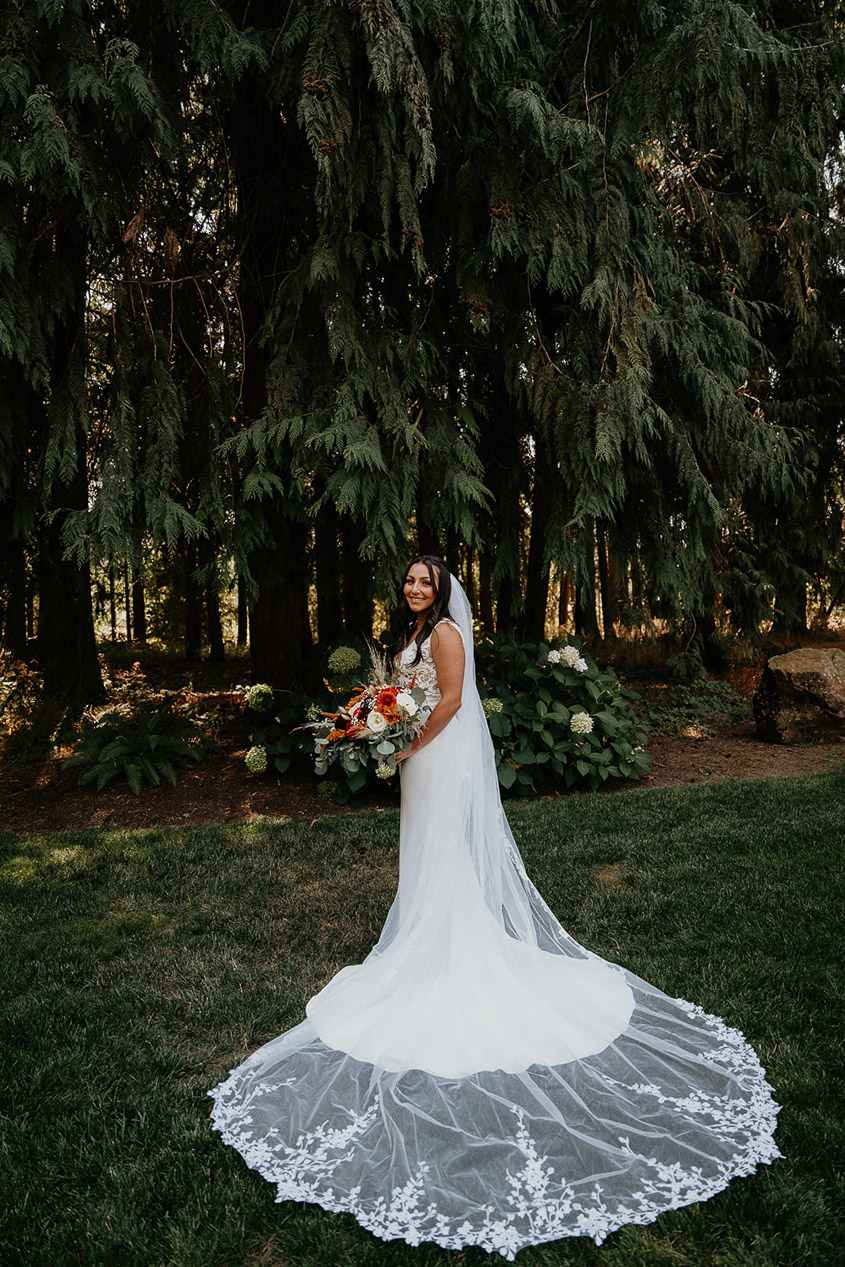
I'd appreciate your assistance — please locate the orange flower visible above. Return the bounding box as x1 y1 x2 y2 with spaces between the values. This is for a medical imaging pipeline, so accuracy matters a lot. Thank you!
326 728 347 741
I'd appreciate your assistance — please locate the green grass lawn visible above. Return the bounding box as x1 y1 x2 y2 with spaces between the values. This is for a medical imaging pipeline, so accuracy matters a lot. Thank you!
2 772 844 1267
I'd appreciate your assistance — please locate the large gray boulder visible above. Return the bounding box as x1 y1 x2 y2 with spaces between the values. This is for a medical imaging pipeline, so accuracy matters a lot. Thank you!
753 647 845 744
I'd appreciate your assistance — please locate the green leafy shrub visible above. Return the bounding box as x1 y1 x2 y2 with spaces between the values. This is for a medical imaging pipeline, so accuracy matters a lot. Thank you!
476 633 651 794
65 697 206 794
640 679 753 737
245 693 315 778
243 644 382 801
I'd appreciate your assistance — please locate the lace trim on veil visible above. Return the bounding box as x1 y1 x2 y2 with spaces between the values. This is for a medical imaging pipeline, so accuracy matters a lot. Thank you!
209 998 780 1259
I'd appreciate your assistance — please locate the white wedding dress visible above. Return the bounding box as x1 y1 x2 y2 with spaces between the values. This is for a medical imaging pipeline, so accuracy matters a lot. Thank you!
209 578 781 1258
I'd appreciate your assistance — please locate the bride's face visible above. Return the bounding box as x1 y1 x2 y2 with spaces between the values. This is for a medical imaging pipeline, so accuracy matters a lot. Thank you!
404 562 438 617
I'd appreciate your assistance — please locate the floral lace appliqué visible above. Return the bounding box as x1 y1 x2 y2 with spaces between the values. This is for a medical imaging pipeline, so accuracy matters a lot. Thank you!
397 619 461 710
209 999 781 1262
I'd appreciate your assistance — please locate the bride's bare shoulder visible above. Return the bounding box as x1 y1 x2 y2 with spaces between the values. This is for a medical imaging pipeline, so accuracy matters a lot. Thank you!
430 620 463 653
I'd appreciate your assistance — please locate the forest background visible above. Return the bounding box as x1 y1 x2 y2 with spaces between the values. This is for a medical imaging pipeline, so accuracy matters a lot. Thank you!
1 0 843 708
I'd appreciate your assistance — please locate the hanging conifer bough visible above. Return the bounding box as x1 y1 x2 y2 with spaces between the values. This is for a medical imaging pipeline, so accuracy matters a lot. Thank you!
201 0 842 677
0 1 841 697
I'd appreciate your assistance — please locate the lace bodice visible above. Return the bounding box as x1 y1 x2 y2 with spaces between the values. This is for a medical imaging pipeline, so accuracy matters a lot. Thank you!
397 619 461 710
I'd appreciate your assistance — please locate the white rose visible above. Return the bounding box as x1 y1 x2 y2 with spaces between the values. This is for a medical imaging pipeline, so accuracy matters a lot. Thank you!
547 649 561 665
574 657 588 672
367 710 387 732
396 691 418 717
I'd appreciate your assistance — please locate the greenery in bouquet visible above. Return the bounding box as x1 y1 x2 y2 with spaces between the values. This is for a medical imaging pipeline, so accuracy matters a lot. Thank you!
476 633 651 794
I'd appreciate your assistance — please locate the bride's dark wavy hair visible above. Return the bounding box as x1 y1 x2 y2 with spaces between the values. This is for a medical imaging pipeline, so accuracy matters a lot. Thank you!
394 555 452 666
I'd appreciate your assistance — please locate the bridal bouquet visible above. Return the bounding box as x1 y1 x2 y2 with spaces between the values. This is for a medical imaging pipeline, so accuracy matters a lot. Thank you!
306 649 428 781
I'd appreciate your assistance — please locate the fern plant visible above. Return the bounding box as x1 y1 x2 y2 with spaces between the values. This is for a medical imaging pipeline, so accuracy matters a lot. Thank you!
65 698 206 795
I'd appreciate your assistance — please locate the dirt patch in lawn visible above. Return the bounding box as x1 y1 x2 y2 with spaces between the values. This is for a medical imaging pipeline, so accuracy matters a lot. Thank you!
639 722 844 790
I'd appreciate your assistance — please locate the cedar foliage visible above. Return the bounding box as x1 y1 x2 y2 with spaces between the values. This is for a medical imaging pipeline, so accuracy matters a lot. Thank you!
0 0 842 696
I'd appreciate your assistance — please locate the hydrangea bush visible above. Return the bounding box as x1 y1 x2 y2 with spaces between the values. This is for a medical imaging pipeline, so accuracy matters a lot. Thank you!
244 686 313 778
241 634 650 801
325 644 363 696
246 683 275 713
476 633 651 793
244 745 268 775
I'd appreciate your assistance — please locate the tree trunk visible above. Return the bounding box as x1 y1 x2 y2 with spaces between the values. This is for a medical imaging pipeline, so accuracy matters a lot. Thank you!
33 218 103 705
314 501 344 646
237 575 248 646
249 523 312 687
479 365 523 637
132 575 147 645
496 573 516 635
227 75 313 687
478 549 494 632
38 517 103 704
445 526 460 576
558 570 571 630
184 544 203 658
206 578 226 662
109 568 117 641
463 546 477 612
771 577 809 635
521 435 552 642
341 517 373 639
415 493 440 556
596 524 620 639
123 558 132 643
2 534 27 658
573 519 600 639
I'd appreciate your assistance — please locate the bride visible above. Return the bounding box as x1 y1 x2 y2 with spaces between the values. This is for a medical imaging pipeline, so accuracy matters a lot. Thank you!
210 555 780 1258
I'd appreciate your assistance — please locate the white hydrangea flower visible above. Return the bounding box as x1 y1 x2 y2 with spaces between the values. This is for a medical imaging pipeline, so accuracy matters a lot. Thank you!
561 645 580 667
482 697 504 717
574 656 588 673
396 691 418 716
245 745 268 773
247 683 274 712
570 712 594 735
376 761 396 779
547 648 561 665
327 645 362 675
367 710 387 732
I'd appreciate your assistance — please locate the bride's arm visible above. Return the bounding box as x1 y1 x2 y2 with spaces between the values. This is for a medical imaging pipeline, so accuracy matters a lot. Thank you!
396 624 465 760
